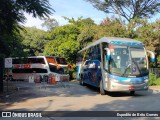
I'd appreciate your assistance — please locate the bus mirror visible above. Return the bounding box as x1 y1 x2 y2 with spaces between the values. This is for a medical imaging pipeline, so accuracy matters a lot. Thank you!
147 50 155 62
104 48 111 60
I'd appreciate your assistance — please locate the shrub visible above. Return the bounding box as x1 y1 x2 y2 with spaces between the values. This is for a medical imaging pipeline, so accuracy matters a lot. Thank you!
149 72 160 86
72 71 76 79
149 72 157 86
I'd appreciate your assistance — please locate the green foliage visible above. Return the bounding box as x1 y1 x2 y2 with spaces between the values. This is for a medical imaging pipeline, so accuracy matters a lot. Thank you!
86 0 160 22
20 27 48 56
47 24 80 41
149 72 158 86
44 17 98 63
0 0 53 92
100 17 127 37
64 17 97 49
44 24 80 63
68 64 76 80
44 39 79 63
136 20 159 52
71 71 76 79
63 17 96 28
0 0 53 34
43 40 60 56
153 78 160 85
77 25 97 49
149 73 157 86
0 0 53 58
0 31 26 58
58 40 79 62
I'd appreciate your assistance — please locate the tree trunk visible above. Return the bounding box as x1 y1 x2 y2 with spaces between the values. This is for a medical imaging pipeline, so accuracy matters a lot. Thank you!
0 57 4 92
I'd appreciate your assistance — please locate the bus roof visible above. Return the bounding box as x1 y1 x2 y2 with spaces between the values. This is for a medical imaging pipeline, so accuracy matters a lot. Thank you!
78 37 144 53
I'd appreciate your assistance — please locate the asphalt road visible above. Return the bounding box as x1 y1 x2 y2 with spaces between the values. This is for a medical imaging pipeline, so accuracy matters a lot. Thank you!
0 80 160 120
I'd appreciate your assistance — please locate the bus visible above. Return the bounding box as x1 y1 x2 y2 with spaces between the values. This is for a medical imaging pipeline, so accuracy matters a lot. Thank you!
10 56 69 82
76 37 155 95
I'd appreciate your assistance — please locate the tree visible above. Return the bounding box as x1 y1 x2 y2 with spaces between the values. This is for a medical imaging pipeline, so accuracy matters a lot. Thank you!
44 24 80 63
77 25 97 49
99 16 128 37
85 0 160 22
20 27 48 56
63 17 96 29
0 0 54 34
0 0 53 92
63 17 97 49
41 18 59 31
44 17 99 63
47 24 80 41
136 20 159 52
44 40 79 63
136 19 160 67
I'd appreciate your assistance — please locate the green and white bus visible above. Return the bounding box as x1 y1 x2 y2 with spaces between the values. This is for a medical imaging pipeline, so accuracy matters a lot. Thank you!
76 37 155 95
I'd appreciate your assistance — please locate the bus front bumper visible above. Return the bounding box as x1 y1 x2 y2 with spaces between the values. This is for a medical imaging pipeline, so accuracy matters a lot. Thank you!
107 81 148 92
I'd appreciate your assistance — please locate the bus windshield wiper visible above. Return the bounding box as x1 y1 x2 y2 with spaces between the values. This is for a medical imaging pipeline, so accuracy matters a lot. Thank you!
121 63 132 77
132 60 142 76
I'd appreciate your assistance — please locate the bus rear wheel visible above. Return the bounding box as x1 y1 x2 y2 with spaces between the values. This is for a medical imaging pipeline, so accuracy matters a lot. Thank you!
100 80 106 95
130 91 135 96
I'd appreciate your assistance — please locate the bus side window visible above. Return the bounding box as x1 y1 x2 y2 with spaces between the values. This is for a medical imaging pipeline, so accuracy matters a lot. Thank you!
89 47 93 60
102 42 109 71
88 47 92 60
104 54 109 71
97 44 101 61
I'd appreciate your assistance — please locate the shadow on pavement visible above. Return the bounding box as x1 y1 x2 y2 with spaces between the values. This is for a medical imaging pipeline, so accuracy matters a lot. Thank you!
0 80 160 113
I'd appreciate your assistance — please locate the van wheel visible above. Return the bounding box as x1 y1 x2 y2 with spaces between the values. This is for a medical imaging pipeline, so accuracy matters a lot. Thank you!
100 80 106 95
130 91 135 96
80 75 84 86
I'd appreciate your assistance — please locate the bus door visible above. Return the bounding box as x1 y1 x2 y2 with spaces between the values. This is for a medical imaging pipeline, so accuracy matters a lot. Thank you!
76 62 82 80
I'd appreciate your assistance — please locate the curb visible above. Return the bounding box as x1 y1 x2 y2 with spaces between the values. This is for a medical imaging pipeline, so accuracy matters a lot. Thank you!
149 86 160 90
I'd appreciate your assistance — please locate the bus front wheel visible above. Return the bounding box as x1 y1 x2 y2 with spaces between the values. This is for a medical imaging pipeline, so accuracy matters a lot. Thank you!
100 80 106 95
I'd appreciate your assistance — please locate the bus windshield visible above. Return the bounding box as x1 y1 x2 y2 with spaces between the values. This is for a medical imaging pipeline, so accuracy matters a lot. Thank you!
107 45 148 77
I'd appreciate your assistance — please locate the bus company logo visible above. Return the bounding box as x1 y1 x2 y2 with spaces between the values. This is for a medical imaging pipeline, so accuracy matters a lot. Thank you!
2 112 11 117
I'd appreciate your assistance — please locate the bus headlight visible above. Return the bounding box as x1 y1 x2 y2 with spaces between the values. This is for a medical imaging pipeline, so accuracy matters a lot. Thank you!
110 78 119 83
144 79 149 83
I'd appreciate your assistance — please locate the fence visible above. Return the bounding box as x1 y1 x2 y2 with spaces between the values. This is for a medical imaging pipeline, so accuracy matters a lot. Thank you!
150 68 160 77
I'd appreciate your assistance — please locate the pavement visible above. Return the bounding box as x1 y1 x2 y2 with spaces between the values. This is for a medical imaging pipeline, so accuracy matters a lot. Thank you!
0 80 160 120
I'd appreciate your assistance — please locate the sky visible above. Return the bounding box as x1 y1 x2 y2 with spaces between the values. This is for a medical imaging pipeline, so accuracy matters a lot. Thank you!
23 0 160 30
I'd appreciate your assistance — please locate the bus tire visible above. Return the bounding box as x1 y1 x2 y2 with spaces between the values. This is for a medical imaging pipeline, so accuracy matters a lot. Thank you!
100 80 106 95
130 91 135 96
80 75 84 86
